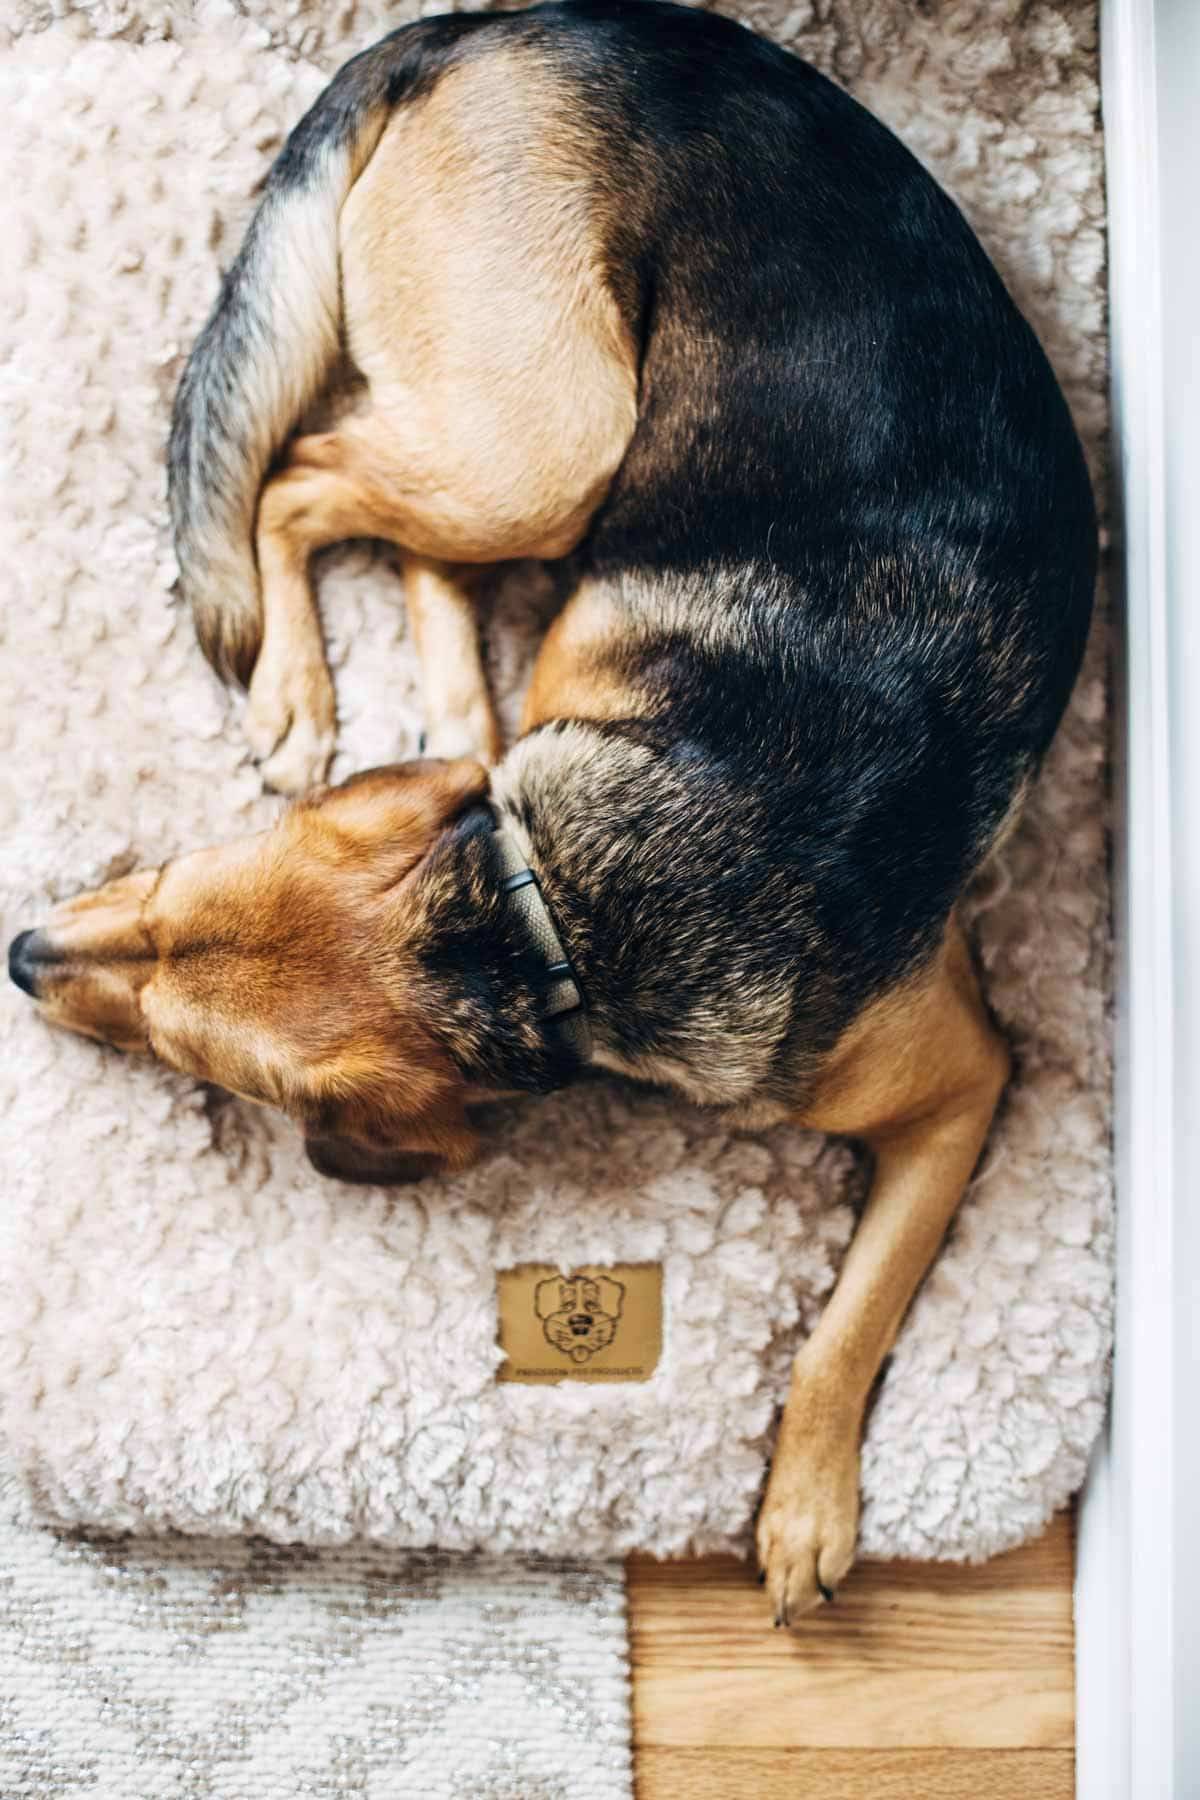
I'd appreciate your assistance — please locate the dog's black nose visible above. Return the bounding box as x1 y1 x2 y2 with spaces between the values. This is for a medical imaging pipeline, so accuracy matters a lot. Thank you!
8 928 46 997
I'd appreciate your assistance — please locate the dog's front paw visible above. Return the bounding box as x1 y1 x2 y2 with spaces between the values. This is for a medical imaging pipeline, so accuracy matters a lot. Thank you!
756 1387 861 1628
244 652 336 794
421 703 502 768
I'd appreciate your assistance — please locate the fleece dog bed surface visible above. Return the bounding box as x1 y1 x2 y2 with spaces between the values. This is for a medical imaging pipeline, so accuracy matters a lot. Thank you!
0 0 1112 1561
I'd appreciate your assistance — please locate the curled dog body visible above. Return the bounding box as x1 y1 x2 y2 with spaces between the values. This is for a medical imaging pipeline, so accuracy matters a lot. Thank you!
11 2 1096 1625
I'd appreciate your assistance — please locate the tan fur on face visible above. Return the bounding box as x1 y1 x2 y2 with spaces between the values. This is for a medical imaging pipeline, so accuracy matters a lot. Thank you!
29 762 489 1171
25 868 161 1053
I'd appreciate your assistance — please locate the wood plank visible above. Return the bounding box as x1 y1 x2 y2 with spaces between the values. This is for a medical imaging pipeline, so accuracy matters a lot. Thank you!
636 1748 1074 1800
628 1513 1074 1752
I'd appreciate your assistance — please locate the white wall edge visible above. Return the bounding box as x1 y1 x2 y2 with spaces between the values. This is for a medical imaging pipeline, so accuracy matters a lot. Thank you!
1077 0 1183 1795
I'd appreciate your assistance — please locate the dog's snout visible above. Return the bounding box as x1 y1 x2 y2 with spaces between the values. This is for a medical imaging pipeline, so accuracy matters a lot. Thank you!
568 1313 593 1336
8 928 53 998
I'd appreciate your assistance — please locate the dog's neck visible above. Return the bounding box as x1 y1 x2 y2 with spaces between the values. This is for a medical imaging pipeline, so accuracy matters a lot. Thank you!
414 716 804 1112
411 791 596 1096
466 801 591 1064
482 720 809 1111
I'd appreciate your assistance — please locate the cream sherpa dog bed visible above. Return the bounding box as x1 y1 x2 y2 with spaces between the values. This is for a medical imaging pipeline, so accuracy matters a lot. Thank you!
0 0 1112 1561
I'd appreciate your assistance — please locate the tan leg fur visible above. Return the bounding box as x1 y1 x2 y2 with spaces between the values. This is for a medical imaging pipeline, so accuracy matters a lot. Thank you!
401 558 502 766
756 919 1010 1625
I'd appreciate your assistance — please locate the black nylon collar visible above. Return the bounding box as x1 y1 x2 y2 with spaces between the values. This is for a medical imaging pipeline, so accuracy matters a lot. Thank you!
463 803 592 1067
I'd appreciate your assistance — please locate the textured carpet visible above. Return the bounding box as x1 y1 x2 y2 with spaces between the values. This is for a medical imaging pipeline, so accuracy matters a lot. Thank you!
0 0 1109 1775
0 1467 631 1799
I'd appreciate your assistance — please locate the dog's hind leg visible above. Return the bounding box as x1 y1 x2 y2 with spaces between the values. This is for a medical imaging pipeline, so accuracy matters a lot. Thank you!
251 407 572 790
248 431 373 792
251 422 512 791
244 48 638 792
756 919 1010 1625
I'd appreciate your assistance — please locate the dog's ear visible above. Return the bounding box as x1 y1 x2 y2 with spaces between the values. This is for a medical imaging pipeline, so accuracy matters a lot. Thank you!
302 1068 482 1188
304 1137 451 1185
535 1277 566 1320
300 758 489 883
304 1117 482 1185
595 1276 625 1319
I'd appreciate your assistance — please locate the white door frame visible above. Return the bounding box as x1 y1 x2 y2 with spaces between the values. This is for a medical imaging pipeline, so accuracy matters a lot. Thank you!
1076 2 1200 1794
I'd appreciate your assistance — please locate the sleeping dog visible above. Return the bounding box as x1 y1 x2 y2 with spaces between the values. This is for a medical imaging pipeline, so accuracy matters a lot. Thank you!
7 1 1095 1624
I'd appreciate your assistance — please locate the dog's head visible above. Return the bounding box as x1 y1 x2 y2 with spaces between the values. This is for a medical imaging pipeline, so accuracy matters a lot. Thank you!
7 759 492 1183
534 1274 624 1363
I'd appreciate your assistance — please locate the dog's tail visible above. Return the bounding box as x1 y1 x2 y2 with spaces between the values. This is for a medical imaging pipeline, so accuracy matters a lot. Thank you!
167 20 481 686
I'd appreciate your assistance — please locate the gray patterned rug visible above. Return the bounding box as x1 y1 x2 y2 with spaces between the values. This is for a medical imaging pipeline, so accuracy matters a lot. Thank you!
0 1487 631 1799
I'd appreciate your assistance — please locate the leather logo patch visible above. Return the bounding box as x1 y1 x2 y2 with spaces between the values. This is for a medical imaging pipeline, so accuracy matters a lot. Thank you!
496 1264 663 1384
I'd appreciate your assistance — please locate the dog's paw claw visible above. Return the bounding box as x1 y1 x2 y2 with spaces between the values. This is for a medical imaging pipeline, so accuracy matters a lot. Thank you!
757 1514 856 1629
756 1441 859 1630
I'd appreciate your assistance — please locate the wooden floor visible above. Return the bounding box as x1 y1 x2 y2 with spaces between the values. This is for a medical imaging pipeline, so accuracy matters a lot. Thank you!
627 1511 1074 1799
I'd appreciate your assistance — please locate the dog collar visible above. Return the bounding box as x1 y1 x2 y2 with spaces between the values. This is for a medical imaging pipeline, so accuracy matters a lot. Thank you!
474 805 592 1067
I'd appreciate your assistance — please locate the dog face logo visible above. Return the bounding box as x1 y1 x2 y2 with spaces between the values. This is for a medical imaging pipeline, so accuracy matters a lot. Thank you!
534 1274 625 1364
